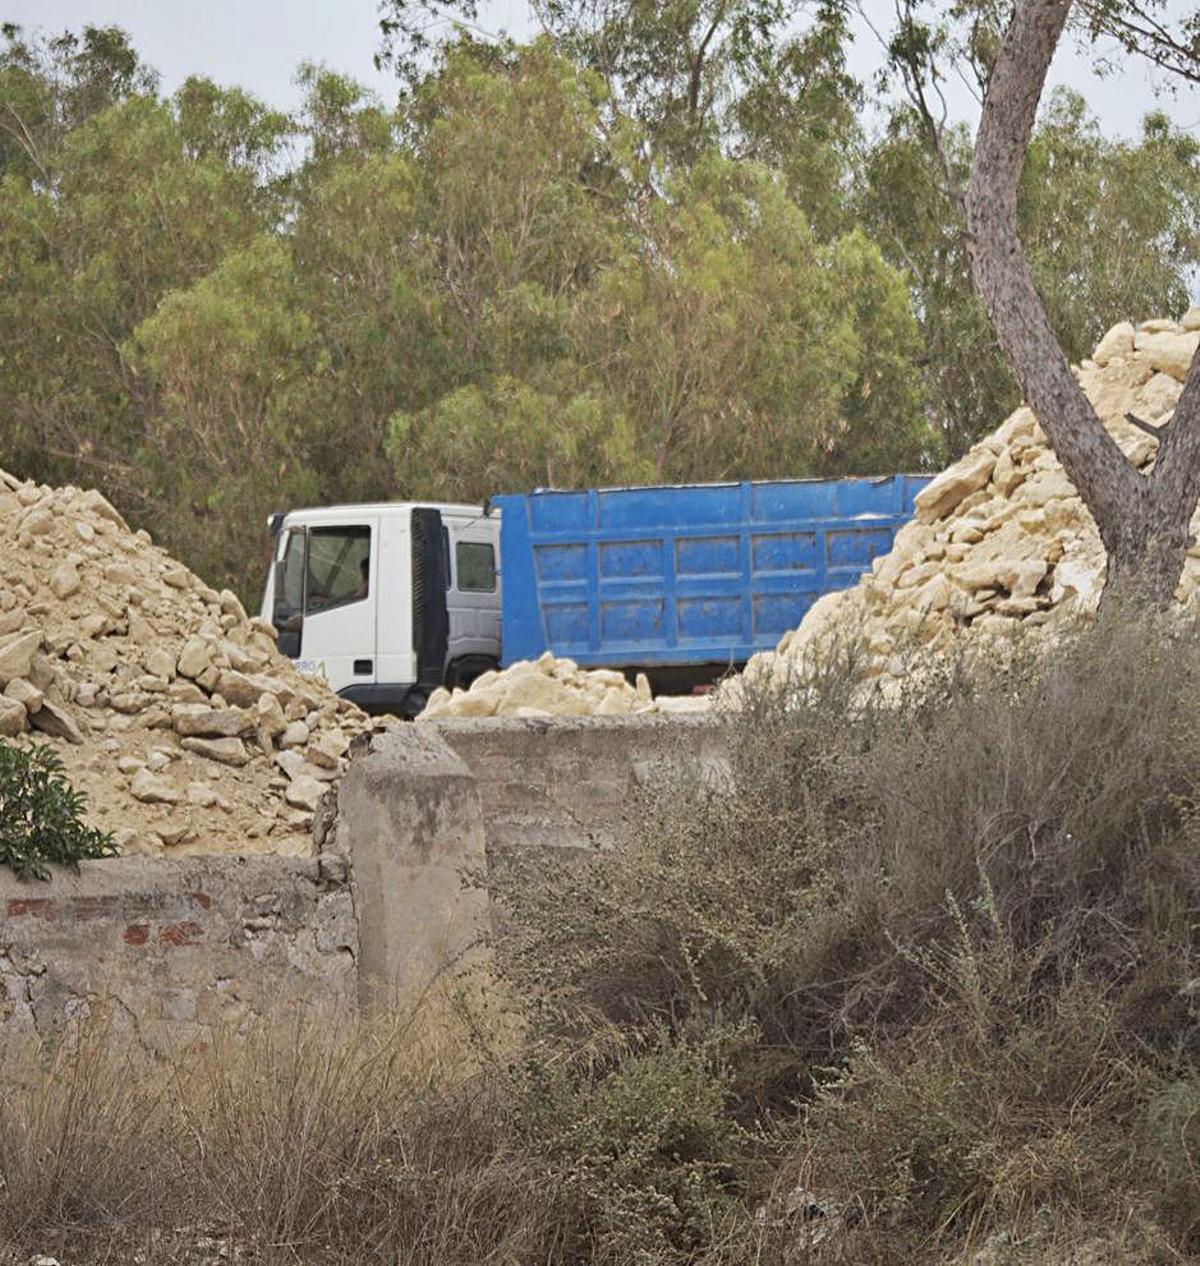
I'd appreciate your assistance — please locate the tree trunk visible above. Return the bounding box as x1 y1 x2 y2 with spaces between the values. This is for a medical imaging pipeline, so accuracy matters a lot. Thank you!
965 0 1200 610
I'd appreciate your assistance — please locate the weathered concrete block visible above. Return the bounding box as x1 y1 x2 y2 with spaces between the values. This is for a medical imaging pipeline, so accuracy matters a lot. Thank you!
334 726 489 1010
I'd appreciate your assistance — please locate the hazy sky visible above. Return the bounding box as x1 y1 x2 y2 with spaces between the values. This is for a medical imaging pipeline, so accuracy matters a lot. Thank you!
4 0 1197 139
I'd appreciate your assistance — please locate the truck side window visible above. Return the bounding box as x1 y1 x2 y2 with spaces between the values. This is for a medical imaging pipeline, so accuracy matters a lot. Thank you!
273 528 307 632
442 525 452 590
305 526 371 612
455 540 496 592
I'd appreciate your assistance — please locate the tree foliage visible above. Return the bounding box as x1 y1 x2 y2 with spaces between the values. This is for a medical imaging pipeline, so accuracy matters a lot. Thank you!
0 742 116 880
0 17 1196 602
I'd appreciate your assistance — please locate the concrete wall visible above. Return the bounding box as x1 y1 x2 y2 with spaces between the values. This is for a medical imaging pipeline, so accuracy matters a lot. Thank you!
0 854 356 1048
431 714 732 860
0 714 733 1044
331 725 490 1010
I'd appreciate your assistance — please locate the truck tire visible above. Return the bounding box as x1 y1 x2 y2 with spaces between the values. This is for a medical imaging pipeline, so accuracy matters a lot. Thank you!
445 656 499 691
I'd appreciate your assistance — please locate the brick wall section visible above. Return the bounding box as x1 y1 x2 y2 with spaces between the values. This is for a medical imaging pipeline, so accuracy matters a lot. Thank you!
0 854 356 1047
430 714 733 860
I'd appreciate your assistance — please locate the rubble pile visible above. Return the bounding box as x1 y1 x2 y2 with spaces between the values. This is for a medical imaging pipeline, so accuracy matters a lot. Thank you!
419 652 709 719
0 466 377 856
744 311 1200 688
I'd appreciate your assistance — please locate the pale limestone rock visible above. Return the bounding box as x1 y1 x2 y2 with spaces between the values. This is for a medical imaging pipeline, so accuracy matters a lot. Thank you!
77 612 107 640
186 782 219 807
279 720 310 748
0 608 25 637
1182 307 1200 332
421 687 452 718
494 672 591 717
285 775 327 812
50 561 80 599
177 635 213 679
440 685 506 718
420 652 662 719
273 749 334 783
595 690 635 716
307 728 349 769
913 448 996 524
143 647 176 680
30 699 84 744
0 695 27 736
0 631 41 686
219 589 248 621
753 317 1195 700
256 692 287 738
172 706 251 738
78 488 125 527
4 677 42 713
654 695 711 713
1134 330 1199 383
215 668 284 707
129 767 182 805
1092 321 1135 366
1138 372 1182 421
20 509 54 536
991 449 1024 497
181 736 250 767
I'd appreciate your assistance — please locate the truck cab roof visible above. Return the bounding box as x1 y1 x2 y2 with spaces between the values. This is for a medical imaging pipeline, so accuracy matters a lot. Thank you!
271 501 492 534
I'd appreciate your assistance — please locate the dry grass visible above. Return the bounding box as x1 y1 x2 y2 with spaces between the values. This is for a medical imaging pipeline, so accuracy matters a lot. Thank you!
0 984 557 1266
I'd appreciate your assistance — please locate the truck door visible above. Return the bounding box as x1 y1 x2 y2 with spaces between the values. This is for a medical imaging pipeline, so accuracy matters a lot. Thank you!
446 522 501 673
272 519 378 694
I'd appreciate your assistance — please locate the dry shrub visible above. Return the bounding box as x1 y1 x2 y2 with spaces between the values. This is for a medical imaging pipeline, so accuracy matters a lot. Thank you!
491 611 1200 1260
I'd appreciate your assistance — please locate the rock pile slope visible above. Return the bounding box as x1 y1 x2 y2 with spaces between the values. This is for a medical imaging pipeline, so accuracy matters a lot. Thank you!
418 652 709 719
0 466 376 856
744 311 1200 687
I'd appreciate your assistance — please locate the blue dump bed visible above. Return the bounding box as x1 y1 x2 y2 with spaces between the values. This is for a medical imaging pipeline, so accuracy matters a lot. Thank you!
492 475 931 669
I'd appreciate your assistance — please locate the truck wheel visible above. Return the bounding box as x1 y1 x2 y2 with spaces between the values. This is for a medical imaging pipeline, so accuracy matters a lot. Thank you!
445 657 498 691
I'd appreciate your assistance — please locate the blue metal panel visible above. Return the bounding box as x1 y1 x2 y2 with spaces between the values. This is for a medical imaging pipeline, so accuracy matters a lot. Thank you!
493 475 931 669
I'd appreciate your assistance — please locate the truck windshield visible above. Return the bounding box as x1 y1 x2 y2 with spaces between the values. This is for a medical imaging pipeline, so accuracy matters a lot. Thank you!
274 529 306 630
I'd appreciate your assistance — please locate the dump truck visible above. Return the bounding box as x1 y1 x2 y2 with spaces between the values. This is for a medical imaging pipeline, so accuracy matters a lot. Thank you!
260 475 929 716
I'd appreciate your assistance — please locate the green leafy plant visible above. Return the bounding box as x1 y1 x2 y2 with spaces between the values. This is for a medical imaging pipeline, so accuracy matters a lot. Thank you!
0 741 116 879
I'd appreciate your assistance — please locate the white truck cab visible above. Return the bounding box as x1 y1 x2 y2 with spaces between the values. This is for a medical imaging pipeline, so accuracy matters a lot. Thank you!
259 501 501 716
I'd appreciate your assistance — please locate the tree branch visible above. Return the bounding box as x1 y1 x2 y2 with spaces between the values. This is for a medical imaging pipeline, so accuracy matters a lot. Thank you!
965 0 1139 547
687 2 728 121
1147 339 1200 521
